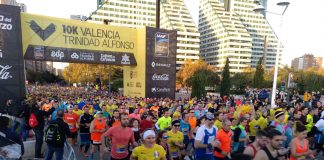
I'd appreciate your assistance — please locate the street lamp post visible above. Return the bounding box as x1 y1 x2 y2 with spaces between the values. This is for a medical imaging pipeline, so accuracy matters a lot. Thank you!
254 1 290 108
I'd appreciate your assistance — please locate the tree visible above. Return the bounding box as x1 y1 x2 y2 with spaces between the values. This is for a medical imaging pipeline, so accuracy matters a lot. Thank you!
62 63 122 85
111 78 123 92
177 59 217 87
253 57 265 88
26 70 60 83
187 69 220 98
220 58 230 97
231 71 253 94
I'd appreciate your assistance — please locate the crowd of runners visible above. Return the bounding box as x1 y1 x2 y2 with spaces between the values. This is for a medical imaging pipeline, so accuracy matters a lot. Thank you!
0 85 324 160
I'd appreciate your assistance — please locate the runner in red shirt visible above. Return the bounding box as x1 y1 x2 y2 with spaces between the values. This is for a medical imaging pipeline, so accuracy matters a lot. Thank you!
104 112 137 160
63 105 79 146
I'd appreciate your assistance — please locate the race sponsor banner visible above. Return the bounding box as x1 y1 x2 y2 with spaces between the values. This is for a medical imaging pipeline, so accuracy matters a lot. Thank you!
0 5 26 106
145 28 176 99
21 13 137 65
23 45 135 65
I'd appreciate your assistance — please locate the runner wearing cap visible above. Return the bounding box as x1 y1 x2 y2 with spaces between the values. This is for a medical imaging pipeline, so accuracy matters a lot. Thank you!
270 111 286 134
194 112 218 160
131 130 166 160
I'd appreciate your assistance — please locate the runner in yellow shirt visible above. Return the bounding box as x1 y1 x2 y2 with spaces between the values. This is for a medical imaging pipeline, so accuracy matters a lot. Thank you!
72 104 84 117
214 112 224 130
167 120 184 160
131 130 166 160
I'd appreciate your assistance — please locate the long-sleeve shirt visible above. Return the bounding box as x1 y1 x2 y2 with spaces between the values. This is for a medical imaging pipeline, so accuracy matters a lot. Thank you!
33 107 55 130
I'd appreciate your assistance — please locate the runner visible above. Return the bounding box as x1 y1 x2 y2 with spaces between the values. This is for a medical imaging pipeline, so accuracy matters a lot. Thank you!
167 120 184 160
131 129 166 160
72 104 84 117
156 109 172 131
214 112 224 130
79 106 94 157
194 112 218 160
89 111 107 160
254 127 288 160
270 111 286 134
140 113 154 133
63 105 79 146
232 117 249 153
290 122 315 160
214 119 232 160
180 112 192 159
108 110 121 127
157 130 172 160
243 130 267 158
104 112 137 160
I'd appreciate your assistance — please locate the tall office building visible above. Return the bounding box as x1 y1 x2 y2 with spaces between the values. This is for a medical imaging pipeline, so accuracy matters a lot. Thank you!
160 0 200 70
88 0 199 70
291 54 323 70
88 0 156 28
199 0 282 72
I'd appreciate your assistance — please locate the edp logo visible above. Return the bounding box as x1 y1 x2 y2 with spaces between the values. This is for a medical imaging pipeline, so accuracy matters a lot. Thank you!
51 50 64 60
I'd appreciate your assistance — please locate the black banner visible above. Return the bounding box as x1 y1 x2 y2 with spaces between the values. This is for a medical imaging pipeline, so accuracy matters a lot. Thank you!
145 27 177 99
24 45 137 65
0 5 26 106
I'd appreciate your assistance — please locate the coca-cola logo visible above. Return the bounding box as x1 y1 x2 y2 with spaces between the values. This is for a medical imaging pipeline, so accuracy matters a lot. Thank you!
0 65 13 80
152 73 169 81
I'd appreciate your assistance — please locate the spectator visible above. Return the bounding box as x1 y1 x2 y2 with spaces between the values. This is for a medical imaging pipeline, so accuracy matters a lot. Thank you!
32 102 55 158
45 110 71 160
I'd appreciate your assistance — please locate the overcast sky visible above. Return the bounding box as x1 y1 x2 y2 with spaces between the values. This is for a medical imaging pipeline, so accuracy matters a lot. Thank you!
19 0 324 67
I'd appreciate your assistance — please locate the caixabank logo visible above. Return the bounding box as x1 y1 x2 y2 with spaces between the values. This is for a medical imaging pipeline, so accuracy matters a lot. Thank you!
29 20 56 41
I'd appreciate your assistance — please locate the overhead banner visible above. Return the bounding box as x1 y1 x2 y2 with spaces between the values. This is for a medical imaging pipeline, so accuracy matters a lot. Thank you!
0 5 26 106
145 28 177 99
21 13 137 65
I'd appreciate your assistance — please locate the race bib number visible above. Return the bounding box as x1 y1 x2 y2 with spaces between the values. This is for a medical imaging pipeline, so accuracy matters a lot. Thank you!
116 145 127 153
182 128 188 135
171 151 179 158
206 136 215 154
68 123 74 129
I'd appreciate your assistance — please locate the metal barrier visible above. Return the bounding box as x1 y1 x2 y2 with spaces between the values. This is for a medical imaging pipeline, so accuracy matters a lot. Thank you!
62 142 77 160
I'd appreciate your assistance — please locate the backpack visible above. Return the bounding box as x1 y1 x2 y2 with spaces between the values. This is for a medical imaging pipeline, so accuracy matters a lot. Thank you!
29 113 38 128
45 122 64 147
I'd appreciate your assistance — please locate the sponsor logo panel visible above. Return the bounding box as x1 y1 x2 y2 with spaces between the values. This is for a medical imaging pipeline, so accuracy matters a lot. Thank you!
152 73 169 81
155 32 169 57
151 87 170 93
100 54 115 62
0 65 13 80
50 50 64 60
151 61 171 68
